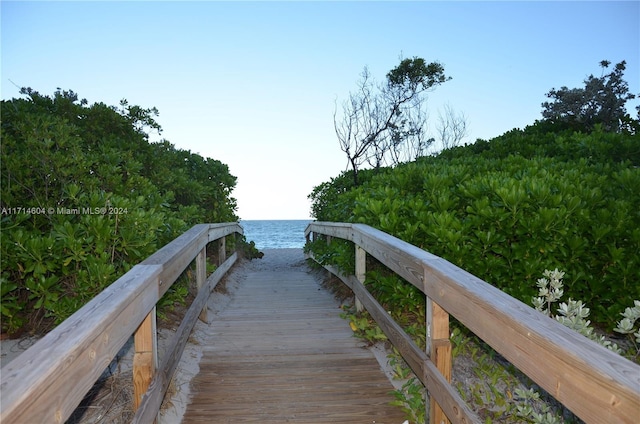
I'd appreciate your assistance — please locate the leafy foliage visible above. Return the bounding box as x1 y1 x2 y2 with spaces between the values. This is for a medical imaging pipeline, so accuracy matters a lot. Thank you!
334 56 450 185
1 88 239 334
614 300 640 351
309 62 640 422
541 60 637 133
533 269 640 360
308 126 640 328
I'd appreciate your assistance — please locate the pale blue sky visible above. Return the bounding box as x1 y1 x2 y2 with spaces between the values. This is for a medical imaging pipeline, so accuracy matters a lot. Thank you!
2 1 638 219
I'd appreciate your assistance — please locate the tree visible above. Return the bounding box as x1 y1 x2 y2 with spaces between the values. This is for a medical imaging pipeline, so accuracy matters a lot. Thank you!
541 60 636 133
1 88 240 334
334 57 450 185
436 103 469 151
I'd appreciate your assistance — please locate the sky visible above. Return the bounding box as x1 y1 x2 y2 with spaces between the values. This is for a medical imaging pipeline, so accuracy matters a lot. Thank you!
2 1 638 220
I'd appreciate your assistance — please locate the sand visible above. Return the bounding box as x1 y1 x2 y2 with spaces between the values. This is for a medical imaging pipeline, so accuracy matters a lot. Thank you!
0 248 404 423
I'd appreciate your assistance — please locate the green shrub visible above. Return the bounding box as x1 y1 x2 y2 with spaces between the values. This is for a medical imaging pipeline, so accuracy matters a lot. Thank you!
309 128 640 327
0 88 239 334
308 122 640 423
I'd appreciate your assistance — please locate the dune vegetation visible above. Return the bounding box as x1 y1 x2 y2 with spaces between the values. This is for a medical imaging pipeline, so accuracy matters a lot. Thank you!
0 88 246 335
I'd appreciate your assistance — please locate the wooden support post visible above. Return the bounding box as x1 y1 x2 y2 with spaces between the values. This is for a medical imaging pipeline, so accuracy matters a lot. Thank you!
355 245 366 312
196 246 207 323
233 231 239 255
218 236 226 265
133 307 158 414
427 297 452 424
326 235 332 245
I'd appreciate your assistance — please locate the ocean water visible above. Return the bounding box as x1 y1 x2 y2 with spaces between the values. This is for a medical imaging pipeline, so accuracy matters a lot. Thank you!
239 220 312 249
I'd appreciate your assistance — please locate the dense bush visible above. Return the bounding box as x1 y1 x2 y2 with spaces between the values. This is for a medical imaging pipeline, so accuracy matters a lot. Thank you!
437 121 640 165
308 126 640 327
1 89 239 334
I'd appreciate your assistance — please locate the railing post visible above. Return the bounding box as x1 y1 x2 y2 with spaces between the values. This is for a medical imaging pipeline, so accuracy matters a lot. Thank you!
196 246 208 322
354 245 365 312
133 307 158 415
426 297 452 424
218 236 226 265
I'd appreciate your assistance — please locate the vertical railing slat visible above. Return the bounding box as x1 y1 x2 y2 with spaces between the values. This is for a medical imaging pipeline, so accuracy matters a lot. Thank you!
355 245 366 312
196 246 207 323
133 307 158 414
218 236 226 265
426 297 452 424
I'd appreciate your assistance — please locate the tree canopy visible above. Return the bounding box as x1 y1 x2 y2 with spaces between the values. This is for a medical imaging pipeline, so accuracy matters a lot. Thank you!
313 59 640 328
541 60 637 133
334 56 450 185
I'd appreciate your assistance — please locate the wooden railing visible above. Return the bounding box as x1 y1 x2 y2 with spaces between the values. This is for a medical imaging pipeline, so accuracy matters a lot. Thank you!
0 222 243 424
305 222 640 424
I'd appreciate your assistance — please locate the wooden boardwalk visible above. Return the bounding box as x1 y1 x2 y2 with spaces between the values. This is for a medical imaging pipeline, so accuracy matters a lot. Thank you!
182 252 406 423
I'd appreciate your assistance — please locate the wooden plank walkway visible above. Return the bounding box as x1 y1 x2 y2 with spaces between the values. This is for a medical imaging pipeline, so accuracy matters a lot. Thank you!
182 250 406 423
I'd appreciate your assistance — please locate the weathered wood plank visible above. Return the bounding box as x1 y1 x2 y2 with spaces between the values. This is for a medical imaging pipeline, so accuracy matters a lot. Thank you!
217 237 226 265
182 267 405 423
428 297 452 424
306 221 352 241
307 222 640 423
0 264 161 424
0 223 243 424
207 222 243 244
141 224 209 298
133 308 158 411
354 244 365 312
133 252 237 424
352 223 427 291
195 247 207 322
425 260 640 423
321 263 479 424
140 223 240 299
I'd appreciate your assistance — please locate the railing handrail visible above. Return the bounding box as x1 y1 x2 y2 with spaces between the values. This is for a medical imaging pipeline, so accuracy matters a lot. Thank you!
0 222 243 424
305 221 640 424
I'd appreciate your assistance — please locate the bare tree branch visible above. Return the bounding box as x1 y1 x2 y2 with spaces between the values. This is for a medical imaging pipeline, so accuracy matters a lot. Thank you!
437 103 469 151
334 57 449 185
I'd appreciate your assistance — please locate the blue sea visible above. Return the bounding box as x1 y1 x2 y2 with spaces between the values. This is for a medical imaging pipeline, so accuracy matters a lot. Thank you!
239 220 312 249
